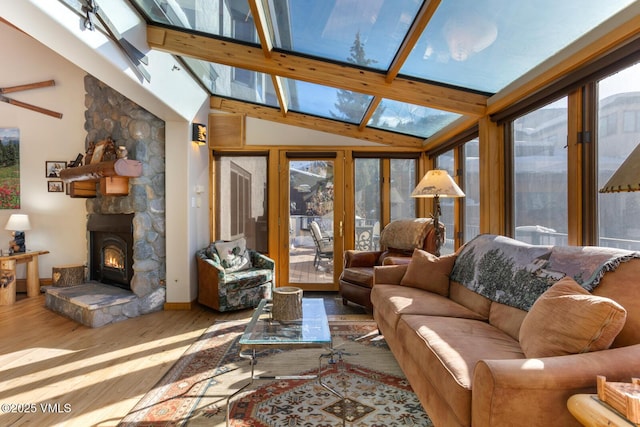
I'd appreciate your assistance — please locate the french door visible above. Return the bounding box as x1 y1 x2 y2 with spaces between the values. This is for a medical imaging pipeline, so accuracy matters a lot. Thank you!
279 151 344 291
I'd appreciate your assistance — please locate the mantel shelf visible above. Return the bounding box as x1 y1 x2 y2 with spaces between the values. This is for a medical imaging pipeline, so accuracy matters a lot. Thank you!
59 159 142 183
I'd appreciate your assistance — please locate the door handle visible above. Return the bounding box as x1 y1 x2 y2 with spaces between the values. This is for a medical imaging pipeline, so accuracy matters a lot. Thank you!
339 221 343 237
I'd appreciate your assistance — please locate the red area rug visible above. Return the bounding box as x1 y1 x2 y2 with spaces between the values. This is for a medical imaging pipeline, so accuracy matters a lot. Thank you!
119 319 432 426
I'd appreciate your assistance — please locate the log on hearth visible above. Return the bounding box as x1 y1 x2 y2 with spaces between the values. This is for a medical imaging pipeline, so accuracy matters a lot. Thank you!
52 265 85 287
59 159 142 183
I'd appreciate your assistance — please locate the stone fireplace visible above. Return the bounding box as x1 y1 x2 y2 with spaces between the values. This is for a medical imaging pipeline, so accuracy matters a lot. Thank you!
44 75 167 327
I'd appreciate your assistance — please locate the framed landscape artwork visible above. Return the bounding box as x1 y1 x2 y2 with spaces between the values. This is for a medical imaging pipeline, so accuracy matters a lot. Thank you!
0 128 20 209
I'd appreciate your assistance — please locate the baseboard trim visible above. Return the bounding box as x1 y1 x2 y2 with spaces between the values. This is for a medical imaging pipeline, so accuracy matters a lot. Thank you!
164 301 193 310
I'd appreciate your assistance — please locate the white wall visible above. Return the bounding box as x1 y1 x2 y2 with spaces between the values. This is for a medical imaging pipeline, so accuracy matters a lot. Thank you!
0 0 211 304
246 117 384 147
0 0 376 304
0 23 88 279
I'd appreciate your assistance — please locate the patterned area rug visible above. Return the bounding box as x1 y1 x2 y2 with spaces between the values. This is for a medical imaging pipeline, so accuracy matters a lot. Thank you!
119 318 433 426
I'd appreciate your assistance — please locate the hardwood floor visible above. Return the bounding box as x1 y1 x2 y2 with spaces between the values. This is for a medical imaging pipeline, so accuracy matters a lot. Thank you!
0 292 368 426
0 294 248 426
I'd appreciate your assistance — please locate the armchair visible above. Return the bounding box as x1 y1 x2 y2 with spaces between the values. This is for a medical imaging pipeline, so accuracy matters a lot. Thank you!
196 239 275 312
309 220 333 269
339 218 443 309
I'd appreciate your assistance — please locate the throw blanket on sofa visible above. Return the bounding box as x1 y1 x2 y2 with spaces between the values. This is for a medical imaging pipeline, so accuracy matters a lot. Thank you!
450 234 640 311
379 218 432 251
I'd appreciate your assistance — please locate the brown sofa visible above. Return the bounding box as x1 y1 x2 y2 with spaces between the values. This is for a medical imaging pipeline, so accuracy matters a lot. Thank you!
371 234 640 427
339 218 443 309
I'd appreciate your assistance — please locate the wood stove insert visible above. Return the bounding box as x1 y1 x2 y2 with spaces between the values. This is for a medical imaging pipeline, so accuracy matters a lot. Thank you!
88 214 134 290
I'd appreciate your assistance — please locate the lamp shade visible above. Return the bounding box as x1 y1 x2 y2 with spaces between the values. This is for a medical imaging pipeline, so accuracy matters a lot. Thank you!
411 170 465 198
600 143 640 193
5 214 31 231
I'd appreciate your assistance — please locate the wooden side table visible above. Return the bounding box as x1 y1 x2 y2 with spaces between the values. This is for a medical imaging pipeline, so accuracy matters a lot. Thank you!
0 250 49 305
568 394 638 427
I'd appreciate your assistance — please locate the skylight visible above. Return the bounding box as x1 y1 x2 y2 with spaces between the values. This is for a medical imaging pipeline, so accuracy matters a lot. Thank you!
128 0 637 143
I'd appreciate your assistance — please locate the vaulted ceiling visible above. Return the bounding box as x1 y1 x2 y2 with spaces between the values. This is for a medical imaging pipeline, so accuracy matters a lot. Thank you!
105 1 640 146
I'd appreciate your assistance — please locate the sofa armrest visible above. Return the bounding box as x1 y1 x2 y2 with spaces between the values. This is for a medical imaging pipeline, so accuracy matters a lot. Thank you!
249 250 275 270
472 344 640 427
373 264 408 286
197 256 224 274
382 256 412 265
343 249 383 268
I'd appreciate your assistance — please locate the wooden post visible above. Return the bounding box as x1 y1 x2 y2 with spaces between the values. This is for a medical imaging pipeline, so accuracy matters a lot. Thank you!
272 287 303 321
0 259 16 305
26 255 40 297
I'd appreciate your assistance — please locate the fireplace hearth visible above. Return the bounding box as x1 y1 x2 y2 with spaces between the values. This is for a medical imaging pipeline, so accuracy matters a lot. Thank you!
44 75 166 327
88 213 134 290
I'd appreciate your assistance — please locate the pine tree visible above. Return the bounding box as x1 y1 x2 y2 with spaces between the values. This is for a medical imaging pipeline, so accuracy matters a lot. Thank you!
331 31 385 125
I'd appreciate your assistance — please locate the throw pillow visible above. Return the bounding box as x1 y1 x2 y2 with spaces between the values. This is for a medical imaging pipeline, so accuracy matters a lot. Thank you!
519 277 627 358
400 249 457 296
214 238 252 272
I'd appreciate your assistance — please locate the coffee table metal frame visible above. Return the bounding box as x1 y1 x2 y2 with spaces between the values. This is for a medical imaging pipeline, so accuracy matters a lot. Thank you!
226 298 351 426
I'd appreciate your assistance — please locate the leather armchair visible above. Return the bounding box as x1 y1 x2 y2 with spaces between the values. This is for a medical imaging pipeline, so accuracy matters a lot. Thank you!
339 218 443 309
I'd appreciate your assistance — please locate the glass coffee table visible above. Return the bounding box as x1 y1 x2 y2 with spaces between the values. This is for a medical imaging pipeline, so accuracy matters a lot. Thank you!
226 298 349 426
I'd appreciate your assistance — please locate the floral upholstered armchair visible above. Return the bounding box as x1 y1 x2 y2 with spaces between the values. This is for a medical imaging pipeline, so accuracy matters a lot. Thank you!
196 238 275 312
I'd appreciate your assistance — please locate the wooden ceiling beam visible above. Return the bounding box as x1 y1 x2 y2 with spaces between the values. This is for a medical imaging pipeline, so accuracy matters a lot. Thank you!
359 97 382 131
211 96 425 148
271 75 288 116
386 0 441 83
423 116 479 151
247 0 273 57
247 0 289 117
148 25 487 117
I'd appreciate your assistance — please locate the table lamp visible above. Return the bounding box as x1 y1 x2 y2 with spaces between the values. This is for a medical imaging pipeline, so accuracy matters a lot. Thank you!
411 170 465 256
5 214 31 253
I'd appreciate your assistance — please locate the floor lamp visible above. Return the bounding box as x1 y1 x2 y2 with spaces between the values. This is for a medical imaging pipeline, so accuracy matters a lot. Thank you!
411 170 465 256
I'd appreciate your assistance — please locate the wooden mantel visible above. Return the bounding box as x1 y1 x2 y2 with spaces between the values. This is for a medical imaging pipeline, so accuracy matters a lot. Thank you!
59 159 142 183
59 159 142 198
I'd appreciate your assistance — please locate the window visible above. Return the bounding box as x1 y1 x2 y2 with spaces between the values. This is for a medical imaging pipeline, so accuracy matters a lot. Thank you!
463 138 480 243
390 158 416 221
229 162 250 239
435 151 456 254
622 110 640 133
215 154 268 253
353 155 417 250
512 97 568 246
354 158 381 251
431 132 478 252
597 62 640 250
599 113 618 137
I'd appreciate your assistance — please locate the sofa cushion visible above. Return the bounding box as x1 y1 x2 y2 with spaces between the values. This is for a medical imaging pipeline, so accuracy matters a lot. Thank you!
397 315 524 425
215 238 252 272
489 301 528 341
449 281 492 319
371 284 486 330
519 277 627 358
400 249 456 296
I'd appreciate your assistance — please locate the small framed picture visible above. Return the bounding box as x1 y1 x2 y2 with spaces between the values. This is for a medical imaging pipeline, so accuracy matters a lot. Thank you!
48 180 64 193
45 161 67 178
90 140 107 164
